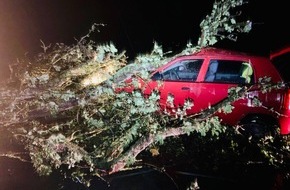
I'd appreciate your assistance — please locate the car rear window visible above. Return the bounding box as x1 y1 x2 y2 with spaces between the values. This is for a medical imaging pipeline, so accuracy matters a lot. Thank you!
205 60 254 84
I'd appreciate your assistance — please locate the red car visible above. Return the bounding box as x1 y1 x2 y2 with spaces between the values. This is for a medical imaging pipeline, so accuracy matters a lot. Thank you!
118 47 290 137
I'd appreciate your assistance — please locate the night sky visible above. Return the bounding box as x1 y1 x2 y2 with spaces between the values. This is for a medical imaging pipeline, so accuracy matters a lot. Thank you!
0 0 289 80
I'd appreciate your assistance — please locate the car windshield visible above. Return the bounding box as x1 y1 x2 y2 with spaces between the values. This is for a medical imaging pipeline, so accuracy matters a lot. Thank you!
151 59 203 81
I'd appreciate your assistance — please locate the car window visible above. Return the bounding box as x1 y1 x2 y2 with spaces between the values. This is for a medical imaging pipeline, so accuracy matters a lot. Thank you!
151 59 203 81
205 60 254 84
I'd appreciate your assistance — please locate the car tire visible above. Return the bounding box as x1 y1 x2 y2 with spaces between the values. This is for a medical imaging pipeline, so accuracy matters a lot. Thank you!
239 116 278 140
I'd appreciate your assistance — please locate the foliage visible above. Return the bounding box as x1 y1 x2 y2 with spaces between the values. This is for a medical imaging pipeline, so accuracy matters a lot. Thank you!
0 0 289 188
197 0 252 47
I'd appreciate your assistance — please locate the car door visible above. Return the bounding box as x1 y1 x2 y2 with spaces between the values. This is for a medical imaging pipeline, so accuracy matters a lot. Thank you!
147 59 203 114
186 59 253 115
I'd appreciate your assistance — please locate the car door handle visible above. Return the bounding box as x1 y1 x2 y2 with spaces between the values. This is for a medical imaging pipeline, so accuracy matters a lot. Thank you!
181 87 190 90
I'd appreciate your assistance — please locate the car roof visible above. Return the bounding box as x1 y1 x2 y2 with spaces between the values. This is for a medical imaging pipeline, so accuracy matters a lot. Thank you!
191 47 257 58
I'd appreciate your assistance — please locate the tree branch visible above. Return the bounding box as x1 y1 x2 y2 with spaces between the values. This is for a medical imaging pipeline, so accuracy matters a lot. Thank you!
109 127 185 174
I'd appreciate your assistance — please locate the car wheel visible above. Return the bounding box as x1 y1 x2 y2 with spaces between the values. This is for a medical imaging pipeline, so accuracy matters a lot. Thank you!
239 116 277 140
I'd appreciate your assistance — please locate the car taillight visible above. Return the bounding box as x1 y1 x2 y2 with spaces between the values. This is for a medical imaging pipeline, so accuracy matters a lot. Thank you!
283 89 290 110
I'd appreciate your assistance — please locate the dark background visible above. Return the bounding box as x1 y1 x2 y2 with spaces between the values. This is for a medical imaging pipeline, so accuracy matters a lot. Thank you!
0 0 289 80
